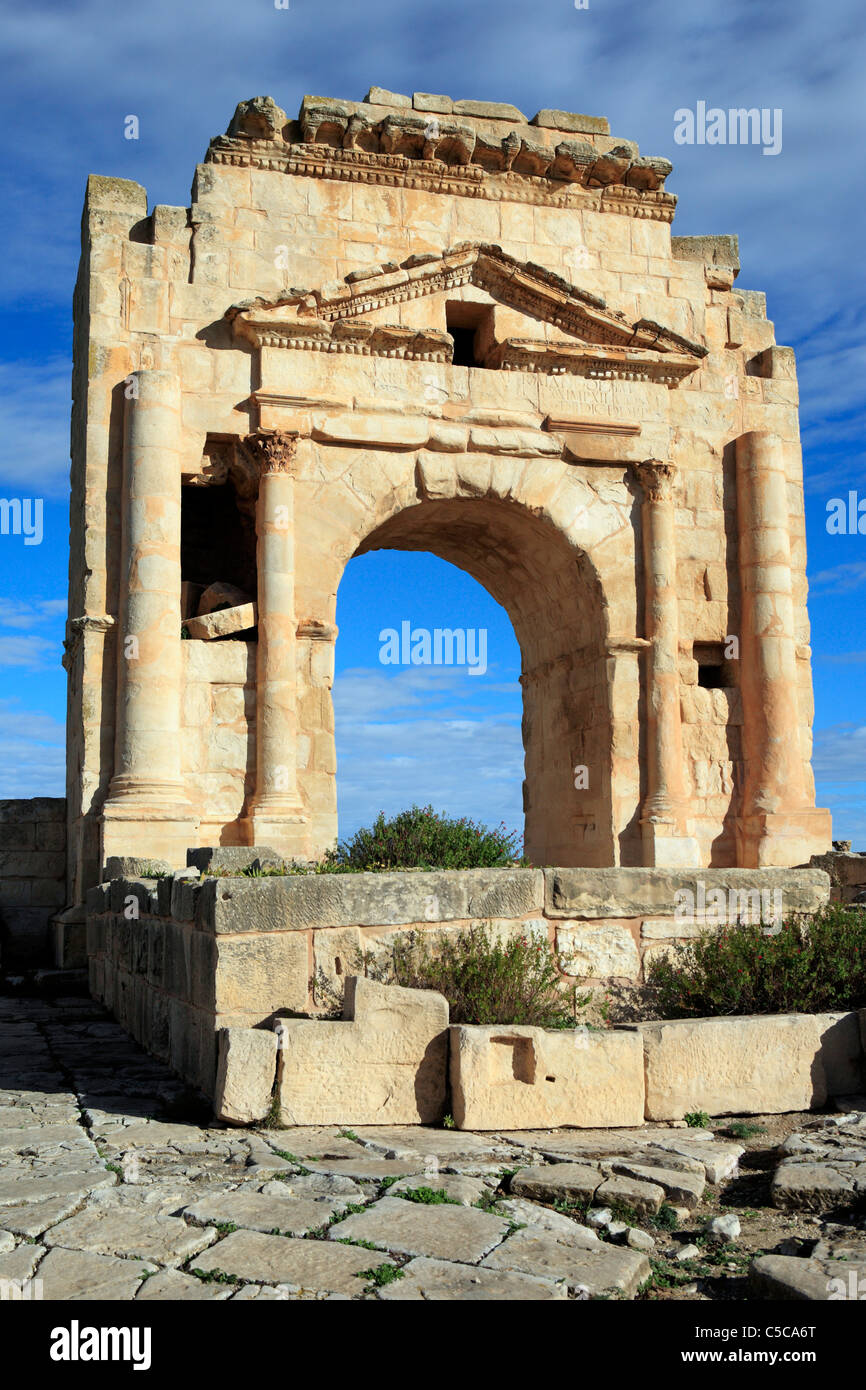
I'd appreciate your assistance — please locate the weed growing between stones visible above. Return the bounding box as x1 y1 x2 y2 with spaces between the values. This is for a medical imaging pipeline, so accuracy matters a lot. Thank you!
647 906 866 1016
361 1263 405 1290
684 1111 712 1129
189 1268 240 1285
725 1121 767 1140
395 1186 460 1206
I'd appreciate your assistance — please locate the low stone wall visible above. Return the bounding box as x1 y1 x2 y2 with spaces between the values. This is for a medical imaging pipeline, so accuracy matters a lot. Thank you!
85 862 832 1100
0 798 67 967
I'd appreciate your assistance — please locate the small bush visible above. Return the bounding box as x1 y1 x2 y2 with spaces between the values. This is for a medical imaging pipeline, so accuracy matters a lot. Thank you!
684 1110 711 1130
646 906 866 1017
332 804 525 871
389 922 588 1028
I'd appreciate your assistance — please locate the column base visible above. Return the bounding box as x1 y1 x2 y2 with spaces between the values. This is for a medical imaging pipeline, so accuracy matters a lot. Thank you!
101 801 198 871
737 808 833 868
243 800 310 860
640 816 701 868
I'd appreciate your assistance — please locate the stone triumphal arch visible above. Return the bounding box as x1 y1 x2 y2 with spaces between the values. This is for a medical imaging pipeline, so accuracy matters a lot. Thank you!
65 87 831 913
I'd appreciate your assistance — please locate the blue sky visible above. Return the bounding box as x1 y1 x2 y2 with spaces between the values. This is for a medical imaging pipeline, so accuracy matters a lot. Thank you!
0 0 863 845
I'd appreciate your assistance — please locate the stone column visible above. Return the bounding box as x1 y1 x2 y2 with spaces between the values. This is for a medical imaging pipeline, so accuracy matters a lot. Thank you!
245 431 309 857
633 460 699 868
101 369 195 864
735 431 831 865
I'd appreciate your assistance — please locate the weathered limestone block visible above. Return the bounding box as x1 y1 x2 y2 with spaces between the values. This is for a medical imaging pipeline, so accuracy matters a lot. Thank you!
449 1024 645 1130
544 867 831 919
205 869 543 934
639 1012 864 1120
214 1027 278 1124
276 977 449 1125
185 602 257 639
556 921 640 978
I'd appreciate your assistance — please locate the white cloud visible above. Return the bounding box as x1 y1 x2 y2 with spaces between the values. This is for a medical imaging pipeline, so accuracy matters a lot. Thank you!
809 562 866 594
0 635 59 669
0 699 65 797
334 666 524 841
0 597 66 629
0 360 71 496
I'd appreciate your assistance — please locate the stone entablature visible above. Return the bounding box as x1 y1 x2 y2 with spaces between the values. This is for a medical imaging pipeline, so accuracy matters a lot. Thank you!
66 86 832 920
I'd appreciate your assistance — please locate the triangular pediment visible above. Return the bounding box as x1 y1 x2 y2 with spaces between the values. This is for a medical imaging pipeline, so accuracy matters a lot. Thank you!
228 242 707 382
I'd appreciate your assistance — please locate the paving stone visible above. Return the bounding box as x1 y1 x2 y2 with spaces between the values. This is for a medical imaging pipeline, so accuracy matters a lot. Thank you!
0 1193 90 1238
610 1161 705 1208
0 1124 93 1154
190 1231 396 1295
37 1246 156 1300
184 1190 351 1236
0 1243 45 1282
376 1255 567 1300
645 1138 743 1183
327 1195 511 1262
0 1171 117 1207
135 1268 235 1300
388 1174 489 1206
96 1121 211 1150
44 1205 216 1266
0 1231 13 1254
259 1173 364 1200
482 1226 650 1297
771 1161 858 1212
257 1130 369 1161
595 1175 665 1215
354 1127 513 1164
750 1253 866 1301
497 1197 599 1238
302 1158 428 1181
510 1163 602 1205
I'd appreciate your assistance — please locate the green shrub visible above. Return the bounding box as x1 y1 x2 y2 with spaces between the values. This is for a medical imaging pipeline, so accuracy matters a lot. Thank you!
389 922 588 1028
332 804 525 871
646 906 866 1017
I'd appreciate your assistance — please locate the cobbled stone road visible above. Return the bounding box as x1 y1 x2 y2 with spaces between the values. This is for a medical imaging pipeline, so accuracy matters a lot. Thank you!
3 991 859 1302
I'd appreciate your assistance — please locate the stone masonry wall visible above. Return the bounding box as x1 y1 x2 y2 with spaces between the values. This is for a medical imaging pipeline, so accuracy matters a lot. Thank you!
0 798 67 966
86 864 831 1098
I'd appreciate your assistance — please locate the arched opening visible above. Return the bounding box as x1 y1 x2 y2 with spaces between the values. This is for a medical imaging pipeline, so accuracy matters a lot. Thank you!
330 494 615 867
334 550 524 843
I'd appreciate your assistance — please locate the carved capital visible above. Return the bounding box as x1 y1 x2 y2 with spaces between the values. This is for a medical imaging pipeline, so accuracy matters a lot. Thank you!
632 458 676 503
245 430 300 476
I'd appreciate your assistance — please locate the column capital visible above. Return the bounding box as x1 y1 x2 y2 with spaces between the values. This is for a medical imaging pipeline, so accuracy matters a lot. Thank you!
245 430 300 476
632 458 677 502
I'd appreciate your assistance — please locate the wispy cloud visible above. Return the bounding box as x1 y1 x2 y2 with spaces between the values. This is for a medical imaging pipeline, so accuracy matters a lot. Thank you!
809 562 866 594
0 699 65 796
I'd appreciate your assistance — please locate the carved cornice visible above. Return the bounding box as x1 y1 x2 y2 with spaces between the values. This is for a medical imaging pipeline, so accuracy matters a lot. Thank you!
62 614 115 670
632 458 677 502
244 430 300 476
206 95 677 220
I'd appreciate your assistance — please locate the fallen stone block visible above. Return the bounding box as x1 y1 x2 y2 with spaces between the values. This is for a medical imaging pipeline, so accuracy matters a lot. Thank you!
276 977 448 1125
595 1174 666 1216
639 1012 863 1120
750 1253 866 1301
770 1160 859 1213
510 1164 603 1208
214 1027 278 1126
449 1023 645 1129
185 602 257 639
